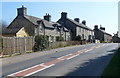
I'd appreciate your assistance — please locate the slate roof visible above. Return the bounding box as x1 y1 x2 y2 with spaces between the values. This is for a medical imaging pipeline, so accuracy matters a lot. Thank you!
3 14 69 34
67 18 93 31
51 20 70 32
42 20 54 28
51 22 61 26
24 15 54 28
100 29 112 36
25 15 68 30
53 22 69 32
2 28 22 34
24 15 42 25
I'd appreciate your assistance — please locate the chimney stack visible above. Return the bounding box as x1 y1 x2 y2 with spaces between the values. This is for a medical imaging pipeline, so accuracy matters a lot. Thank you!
61 12 67 20
17 5 27 16
44 13 51 21
94 25 98 29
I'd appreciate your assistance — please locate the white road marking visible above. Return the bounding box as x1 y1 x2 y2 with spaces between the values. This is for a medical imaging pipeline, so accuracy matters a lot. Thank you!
40 63 47 67
67 54 80 60
57 58 64 60
85 49 93 52
57 54 72 60
96 46 100 48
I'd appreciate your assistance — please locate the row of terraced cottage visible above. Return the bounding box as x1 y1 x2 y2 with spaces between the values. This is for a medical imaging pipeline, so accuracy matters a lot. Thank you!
2 6 112 43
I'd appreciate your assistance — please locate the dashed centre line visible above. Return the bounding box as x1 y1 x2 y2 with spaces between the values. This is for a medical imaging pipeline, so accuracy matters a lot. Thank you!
5 44 108 77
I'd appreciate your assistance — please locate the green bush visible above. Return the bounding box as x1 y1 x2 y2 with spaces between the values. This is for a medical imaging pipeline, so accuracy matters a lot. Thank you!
33 35 49 52
100 41 108 43
0 38 3 50
74 35 81 41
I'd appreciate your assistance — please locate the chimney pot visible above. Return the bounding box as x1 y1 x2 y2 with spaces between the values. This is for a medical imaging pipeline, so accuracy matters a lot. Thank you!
82 20 86 25
100 27 105 31
74 18 80 23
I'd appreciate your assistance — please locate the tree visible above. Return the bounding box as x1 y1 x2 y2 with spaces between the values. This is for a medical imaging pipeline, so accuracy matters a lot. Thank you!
0 20 8 30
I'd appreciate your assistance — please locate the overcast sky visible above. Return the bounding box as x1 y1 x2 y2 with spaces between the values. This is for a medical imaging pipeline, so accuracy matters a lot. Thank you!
1 2 118 35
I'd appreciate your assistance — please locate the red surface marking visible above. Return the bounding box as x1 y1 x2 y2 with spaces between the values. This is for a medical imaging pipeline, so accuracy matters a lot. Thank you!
72 52 79 55
13 65 44 76
43 59 62 66
5 76 13 78
87 48 93 50
78 49 87 53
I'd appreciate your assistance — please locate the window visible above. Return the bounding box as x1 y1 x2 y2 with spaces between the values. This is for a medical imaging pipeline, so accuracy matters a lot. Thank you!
81 28 83 33
82 34 84 40
56 27 58 34
39 24 43 33
83 29 84 33
60 28 63 34
50 36 54 42
79 28 81 32
35 27 39 35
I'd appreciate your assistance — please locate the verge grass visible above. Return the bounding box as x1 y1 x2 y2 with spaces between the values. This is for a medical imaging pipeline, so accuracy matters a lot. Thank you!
101 47 120 77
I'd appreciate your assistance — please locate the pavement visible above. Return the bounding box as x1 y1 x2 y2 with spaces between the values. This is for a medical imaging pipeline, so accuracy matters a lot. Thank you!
1 43 118 77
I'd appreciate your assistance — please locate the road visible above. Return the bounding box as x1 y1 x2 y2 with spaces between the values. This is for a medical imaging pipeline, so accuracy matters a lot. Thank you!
2 43 118 77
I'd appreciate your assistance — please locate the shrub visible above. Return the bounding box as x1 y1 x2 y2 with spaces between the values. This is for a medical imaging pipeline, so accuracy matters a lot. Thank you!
100 41 108 43
0 38 3 51
74 35 81 41
33 35 49 52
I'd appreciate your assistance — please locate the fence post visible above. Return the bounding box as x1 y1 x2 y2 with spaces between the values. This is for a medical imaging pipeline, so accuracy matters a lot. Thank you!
12 37 15 54
24 37 26 52
18 37 20 54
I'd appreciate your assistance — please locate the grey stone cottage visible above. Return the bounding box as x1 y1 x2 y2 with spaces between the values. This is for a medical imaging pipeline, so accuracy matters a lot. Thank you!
57 12 94 42
93 25 112 42
112 31 120 43
2 6 70 42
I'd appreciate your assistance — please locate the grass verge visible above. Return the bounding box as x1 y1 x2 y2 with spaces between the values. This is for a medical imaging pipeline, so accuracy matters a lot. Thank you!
101 47 120 77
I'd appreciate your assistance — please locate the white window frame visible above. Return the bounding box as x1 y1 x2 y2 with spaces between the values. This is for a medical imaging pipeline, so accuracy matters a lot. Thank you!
39 23 43 33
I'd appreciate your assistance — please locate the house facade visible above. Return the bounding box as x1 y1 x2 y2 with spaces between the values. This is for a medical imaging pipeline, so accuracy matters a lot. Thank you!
57 12 94 42
93 25 112 42
2 6 70 42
